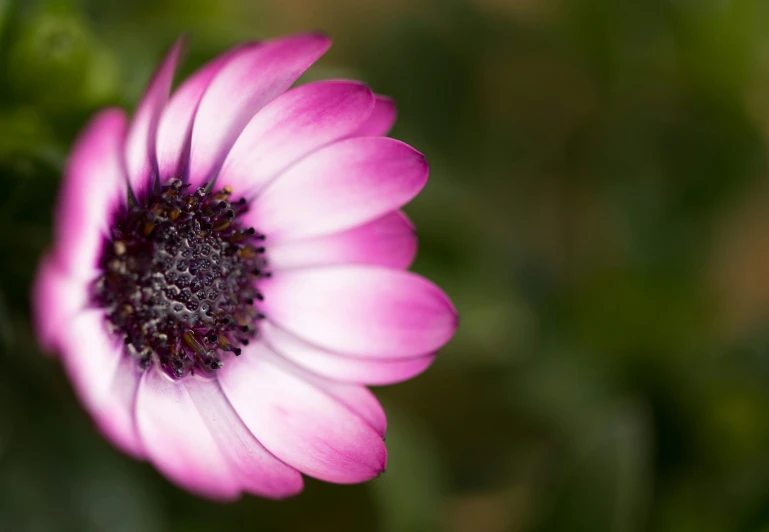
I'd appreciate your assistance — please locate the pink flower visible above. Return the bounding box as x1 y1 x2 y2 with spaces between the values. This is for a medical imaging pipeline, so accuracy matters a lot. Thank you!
32 33 457 500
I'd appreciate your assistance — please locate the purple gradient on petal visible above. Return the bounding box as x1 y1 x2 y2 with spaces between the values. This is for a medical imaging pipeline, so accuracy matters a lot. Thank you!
246 137 428 242
95 355 146 459
55 108 128 281
258 266 458 359
354 95 397 136
184 375 304 499
256 350 388 436
217 80 375 198
58 310 144 459
124 38 184 200
188 33 331 187
32 253 89 354
260 321 437 385
219 343 387 484
135 368 240 500
267 210 417 270
156 44 255 182
316 383 387 438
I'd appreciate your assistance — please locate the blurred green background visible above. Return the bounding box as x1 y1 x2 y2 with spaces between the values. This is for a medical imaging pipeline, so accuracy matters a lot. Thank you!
4 0 769 530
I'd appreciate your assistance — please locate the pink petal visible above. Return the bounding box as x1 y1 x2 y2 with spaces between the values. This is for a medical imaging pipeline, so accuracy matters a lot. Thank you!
258 266 457 358
55 108 128 281
32 253 89 354
188 33 331 188
261 321 436 385
218 79 375 198
219 344 387 484
255 348 387 436
247 137 428 242
125 39 184 200
183 376 304 499
58 310 144 459
156 44 253 182
135 368 239 500
267 211 417 270
216 80 375 198
316 383 386 438
97 355 145 460
354 95 396 136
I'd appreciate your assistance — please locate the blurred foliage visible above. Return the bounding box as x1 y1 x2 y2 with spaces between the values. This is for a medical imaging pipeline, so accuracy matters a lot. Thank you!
4 0 769 530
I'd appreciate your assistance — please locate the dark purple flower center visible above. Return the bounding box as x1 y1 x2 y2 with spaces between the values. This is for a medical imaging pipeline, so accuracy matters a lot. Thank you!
94 179 265 379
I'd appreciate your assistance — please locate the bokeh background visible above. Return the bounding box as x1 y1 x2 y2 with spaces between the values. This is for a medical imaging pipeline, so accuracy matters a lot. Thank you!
4 0 769 530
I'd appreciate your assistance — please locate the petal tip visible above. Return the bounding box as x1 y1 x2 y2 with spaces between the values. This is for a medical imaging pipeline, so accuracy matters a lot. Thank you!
442 292 460 337
399 141 429 180
291 31 332 54
169 35 187 59
265 480 305 500
346 442 387 484
308 30 332 44
395 210 416 232
387 138 429 185
377 446 388 474
325 79 374 102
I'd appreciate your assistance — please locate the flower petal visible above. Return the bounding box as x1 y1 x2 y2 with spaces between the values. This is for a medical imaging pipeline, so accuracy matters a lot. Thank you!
258 266 457 358
250 348 387 436
156 44 251 182
97 355 145 460
183 376 304 499
135 368 239 500
314 383 386 438
261 321 436 385
32 253 89 354
217 80 375 198
125 39 184 200
248 137 428 242
188 33 331 188
58 310 144 459
354 95 396 136
55 108 128 280
219 343 387 484
267 211 417 270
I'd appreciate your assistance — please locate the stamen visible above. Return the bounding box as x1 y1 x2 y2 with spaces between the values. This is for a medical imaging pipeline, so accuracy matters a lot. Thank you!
94 180 266 379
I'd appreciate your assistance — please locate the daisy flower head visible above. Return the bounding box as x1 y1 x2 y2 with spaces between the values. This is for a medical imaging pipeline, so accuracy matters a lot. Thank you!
33 33 458 500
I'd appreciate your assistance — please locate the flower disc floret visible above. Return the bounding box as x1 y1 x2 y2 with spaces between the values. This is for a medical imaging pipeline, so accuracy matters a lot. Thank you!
95 179 265 378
